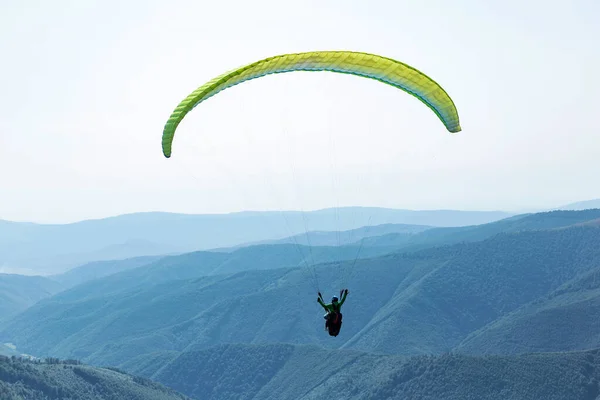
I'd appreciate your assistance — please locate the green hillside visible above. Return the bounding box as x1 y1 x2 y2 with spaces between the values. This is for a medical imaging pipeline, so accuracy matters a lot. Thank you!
458 265 600 355
124 344 600 400
0 355 189 400
0 274 64 321
344 225 600 354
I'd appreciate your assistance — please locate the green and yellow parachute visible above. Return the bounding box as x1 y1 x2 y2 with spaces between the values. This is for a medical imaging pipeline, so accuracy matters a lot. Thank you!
162 50 461 158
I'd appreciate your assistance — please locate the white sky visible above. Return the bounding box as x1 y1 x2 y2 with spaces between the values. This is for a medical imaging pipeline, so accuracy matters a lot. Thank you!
1 0 599 223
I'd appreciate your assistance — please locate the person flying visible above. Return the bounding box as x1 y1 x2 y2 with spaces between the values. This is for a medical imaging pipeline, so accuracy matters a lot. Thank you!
317 289 348 336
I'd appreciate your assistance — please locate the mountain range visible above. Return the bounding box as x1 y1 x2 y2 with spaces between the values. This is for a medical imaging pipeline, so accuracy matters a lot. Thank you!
0 207 513 275
3 210 600 360
3 206 600 399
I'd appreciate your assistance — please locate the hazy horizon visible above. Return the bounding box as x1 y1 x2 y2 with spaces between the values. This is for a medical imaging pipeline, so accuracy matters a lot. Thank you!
1 200 595 225
2 0 598 223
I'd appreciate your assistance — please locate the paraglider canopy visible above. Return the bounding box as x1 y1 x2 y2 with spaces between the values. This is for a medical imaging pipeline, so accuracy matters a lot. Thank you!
161 50 461 158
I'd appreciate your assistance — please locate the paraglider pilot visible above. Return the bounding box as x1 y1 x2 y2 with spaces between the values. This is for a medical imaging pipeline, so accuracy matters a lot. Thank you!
318 289 348 336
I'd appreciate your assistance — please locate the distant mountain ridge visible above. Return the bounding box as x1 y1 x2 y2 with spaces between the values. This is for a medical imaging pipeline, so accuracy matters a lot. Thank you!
221 222 432 250
51 256 164 289
555 198 600 211
0 207 513 275
49 209 600 292
230 208 600 255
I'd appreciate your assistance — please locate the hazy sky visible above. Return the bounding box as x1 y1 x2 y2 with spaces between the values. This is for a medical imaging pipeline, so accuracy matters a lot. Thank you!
1 0 598 223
